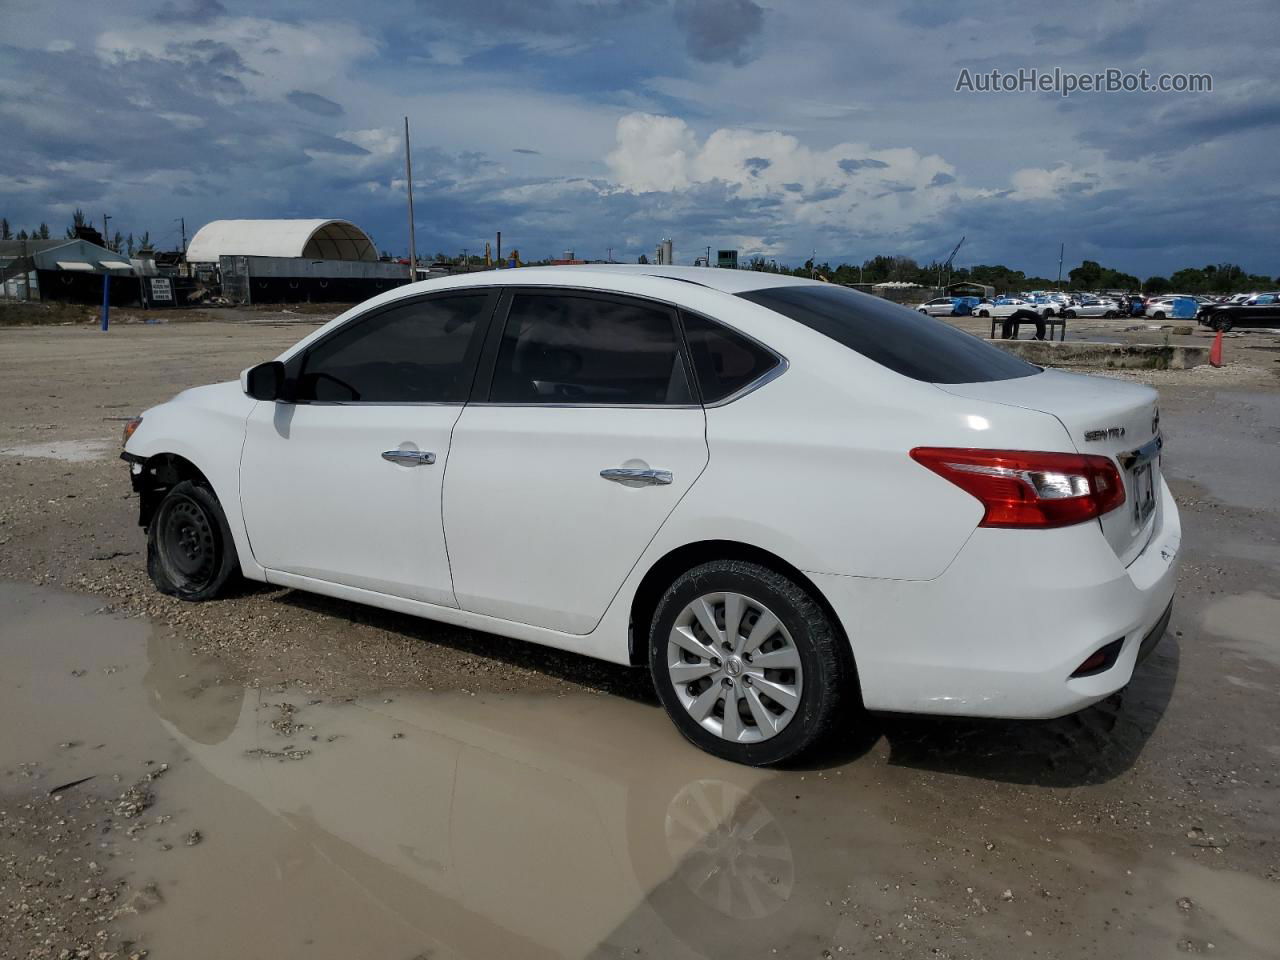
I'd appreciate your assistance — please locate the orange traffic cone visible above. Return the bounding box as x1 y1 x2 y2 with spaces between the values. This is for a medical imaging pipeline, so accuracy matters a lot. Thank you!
1209 330 1224 367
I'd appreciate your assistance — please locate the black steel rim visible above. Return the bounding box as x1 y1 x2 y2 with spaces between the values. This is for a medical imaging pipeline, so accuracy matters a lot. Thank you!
159 495 217 588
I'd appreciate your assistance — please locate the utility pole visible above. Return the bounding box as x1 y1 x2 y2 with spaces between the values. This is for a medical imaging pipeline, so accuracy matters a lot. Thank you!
102 214 112 250
404 117 417 282
174 217 186 254
497 231 502 267
1056 242 1064 288
606 246 614 263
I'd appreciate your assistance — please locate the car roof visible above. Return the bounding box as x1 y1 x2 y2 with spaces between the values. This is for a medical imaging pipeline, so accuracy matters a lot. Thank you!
557 263 825 294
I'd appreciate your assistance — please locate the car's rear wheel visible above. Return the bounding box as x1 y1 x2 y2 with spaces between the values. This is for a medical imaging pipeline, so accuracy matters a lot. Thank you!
147 480 239 601
1214 316 1233 332
1104 310 1117 319
649 560 853 766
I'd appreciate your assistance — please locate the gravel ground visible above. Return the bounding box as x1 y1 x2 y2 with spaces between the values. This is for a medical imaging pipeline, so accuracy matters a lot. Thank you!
2 313 1279 958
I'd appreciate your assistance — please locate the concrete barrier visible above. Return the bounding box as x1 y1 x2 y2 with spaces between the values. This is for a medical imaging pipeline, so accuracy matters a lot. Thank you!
989 339 1209 370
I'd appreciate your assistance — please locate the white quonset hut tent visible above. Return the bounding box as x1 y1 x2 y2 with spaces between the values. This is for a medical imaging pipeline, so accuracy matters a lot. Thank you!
185 219 377 264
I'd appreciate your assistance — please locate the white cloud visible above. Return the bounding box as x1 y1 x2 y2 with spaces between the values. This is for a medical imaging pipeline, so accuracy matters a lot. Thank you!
95 17 378 103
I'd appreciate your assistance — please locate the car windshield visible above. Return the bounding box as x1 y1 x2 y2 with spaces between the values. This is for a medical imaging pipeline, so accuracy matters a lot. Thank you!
739 284 1039 384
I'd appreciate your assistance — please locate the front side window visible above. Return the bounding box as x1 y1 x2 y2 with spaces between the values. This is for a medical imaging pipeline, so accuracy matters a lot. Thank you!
680 311 780 403
294 294 489 403
489 293 692 404
739 284 1038 384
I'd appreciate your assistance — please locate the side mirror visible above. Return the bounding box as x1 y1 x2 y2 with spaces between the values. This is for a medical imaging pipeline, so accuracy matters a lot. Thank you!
244 361 286 401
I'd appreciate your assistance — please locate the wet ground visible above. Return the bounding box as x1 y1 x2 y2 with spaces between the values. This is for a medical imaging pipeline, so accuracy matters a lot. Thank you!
2 319 1279 958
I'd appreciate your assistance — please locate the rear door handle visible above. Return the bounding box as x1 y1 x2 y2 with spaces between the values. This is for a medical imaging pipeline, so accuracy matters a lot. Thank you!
600 467 672 486
382 450 436 466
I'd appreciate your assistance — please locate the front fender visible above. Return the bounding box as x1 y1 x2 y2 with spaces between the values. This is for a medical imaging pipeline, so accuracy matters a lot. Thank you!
123 383 265 580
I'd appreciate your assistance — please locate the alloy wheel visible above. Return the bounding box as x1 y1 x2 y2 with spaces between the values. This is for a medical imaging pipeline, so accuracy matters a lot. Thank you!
666 592 803 743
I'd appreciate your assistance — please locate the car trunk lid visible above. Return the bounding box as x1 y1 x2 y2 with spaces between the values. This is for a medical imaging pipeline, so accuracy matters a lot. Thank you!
936 369 1162 566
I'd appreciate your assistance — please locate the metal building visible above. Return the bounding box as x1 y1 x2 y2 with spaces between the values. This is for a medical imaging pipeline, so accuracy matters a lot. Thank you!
0 237 138 304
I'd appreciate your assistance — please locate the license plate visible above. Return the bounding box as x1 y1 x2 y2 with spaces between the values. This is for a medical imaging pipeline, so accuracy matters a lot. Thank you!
1132 462 1156 524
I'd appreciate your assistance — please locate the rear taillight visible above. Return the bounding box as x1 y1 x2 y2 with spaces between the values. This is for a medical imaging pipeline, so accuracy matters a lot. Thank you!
910 448 1126 528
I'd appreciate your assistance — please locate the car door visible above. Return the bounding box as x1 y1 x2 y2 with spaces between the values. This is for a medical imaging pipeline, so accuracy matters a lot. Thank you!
239 290 495 606
442 289 709 635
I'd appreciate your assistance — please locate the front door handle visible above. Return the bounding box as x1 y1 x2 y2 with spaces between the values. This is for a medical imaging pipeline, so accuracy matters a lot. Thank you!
600 467 673 486
382 450 436 466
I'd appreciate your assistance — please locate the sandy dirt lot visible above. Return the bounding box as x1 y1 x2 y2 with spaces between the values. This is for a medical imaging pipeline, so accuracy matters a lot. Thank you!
1 313 1278 959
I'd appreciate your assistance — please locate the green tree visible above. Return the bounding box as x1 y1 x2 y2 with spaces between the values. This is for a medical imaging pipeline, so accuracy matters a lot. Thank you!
65 208 88 239
1068 260 1104 288
37 222 50 240
637 253 649 264
1143 276 1171 294
0 217 10 240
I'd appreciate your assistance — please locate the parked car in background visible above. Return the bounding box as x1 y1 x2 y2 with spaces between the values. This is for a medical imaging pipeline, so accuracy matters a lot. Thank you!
121 264 1180 766
1198 292 1280 331
1064 298 1120 319
1144 297 1201 320
975 297 1044 319
916 297 958 316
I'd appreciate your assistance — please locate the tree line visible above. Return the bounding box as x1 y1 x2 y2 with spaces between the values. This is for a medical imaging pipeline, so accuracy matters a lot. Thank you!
1 209 152 257
724 253 1277 295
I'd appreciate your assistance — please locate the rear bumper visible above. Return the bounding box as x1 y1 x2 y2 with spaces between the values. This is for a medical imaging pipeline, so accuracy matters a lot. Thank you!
812 476 1181 719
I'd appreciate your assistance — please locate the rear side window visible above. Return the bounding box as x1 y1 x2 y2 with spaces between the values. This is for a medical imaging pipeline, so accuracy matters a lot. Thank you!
680 312 780 403
295 293 489 402
738 285 1037 383
489 293 693 404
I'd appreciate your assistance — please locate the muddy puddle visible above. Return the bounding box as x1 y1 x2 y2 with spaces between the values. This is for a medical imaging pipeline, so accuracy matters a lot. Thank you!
3 581 1276 958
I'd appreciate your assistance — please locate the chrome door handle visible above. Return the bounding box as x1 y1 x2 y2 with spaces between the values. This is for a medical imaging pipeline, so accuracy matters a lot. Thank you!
600 467 673 486
381 450 436 466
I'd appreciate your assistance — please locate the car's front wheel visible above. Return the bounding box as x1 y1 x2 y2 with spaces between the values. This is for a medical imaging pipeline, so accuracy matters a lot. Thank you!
649 560 854 766
1214 316 1233 332
147 480 240 601
978 309 990 317
1064 309 1077 319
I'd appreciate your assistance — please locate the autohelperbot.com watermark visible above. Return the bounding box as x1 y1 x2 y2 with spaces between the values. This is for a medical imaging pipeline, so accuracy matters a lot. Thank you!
955 67 1212 97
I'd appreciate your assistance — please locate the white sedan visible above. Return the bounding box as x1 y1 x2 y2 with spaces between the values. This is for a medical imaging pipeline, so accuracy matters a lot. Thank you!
122 265 1180 766
1064 299 1122 319
915 297 957 316
975 297 1044 318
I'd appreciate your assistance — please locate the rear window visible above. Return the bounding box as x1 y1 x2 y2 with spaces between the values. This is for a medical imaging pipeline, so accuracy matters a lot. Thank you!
739 285 1038 384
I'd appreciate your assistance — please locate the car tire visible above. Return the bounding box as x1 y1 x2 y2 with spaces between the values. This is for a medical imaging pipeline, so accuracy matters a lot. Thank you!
147 480 240 601
978 309 989 318
1152 311 1166 320
1064 309 1077 319
648 560 855 766
1214 317 1233 332
918 309 928 314
1104 310 1116 319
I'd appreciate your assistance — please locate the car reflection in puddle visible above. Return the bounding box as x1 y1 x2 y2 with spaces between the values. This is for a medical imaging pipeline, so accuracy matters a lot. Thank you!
2 581 854 959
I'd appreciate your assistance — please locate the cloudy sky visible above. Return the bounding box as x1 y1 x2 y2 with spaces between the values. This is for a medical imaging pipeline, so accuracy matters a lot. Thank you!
2 0 1277 277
